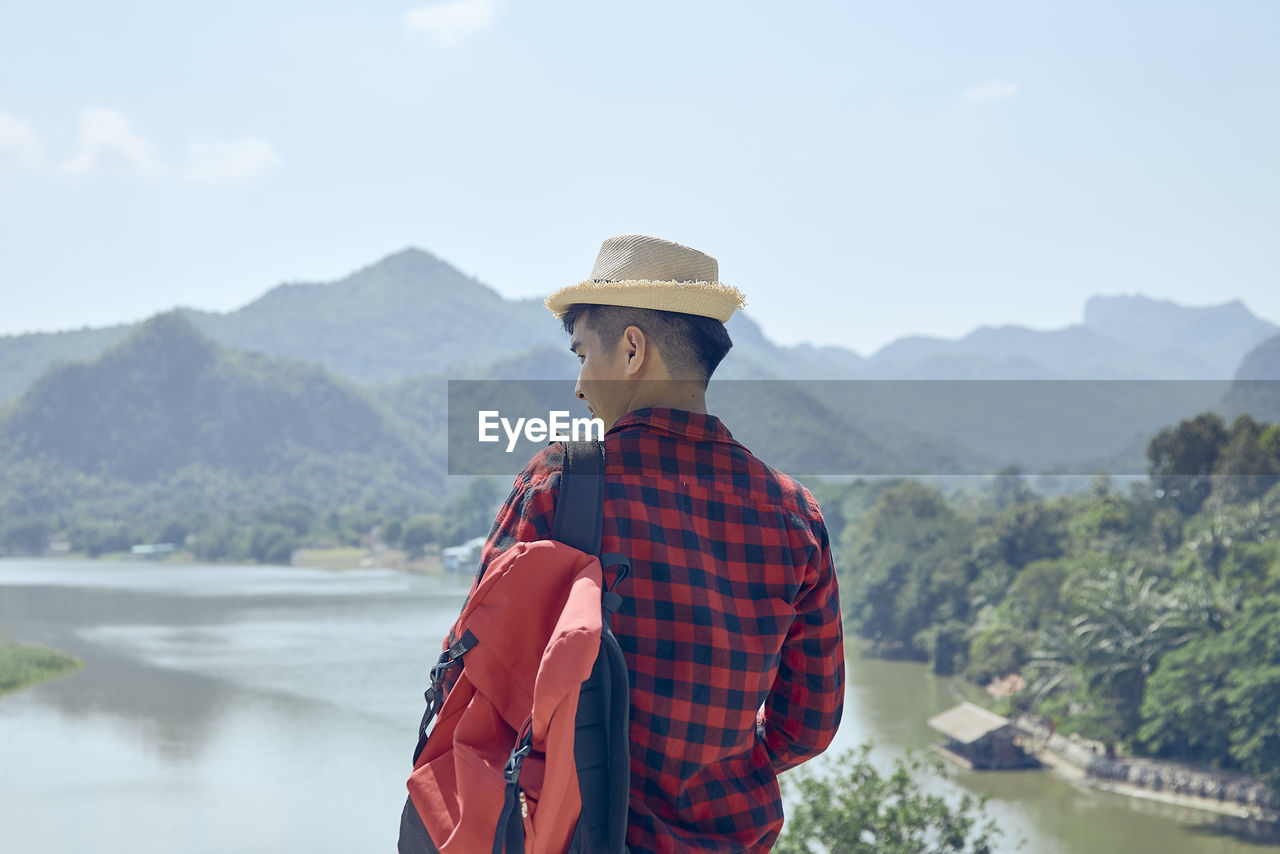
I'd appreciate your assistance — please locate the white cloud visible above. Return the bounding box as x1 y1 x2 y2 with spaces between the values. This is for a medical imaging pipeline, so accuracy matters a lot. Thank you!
63 106 164 176
405 0 493 44
0 111 45 171
961 80 1019 103
1 108 278 183
183 137 281 183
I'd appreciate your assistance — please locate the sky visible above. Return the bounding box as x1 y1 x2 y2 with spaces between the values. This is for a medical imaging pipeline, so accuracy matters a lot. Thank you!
1 0 1277 356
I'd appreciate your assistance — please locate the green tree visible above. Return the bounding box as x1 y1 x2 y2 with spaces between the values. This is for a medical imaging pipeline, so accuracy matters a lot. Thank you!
158 520 188 546
441 476 502 547
0 518 48 554
249 524 296 564
1218 540 1280 602
1005 559 1070 631
401 514 442 557
69 521 136 557
1260 423 1280 463
191 522 249 562
843 482 975 660
382 518 404 548
1065 561 1215 743
1002 501 1066 569
257 501 315 537
1146 413 1228 514
1213 415 1280 505
989 465 1033 511
775 744 1005 854
1139 595 1280 790
965 618 1033 686
1024 618 1088 710
1065 497 1131 556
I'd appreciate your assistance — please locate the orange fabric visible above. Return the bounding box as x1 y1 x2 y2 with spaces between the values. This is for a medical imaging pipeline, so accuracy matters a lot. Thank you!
407 540 604 854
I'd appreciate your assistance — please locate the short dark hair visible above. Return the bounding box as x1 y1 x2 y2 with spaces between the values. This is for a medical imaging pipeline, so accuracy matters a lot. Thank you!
561 304 733 387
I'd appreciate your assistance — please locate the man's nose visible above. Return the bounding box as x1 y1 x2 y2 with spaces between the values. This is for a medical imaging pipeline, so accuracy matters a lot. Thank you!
574 382 585 401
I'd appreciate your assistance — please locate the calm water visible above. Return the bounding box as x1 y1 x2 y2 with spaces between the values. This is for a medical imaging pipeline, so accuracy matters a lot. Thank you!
1 559 1274 854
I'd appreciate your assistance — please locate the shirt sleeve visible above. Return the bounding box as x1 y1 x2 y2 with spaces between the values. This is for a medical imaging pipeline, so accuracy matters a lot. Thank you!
474 467 557 587
755 494 845 775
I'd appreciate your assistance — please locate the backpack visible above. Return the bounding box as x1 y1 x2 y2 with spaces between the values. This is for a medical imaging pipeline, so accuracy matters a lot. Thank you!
398 440 632 854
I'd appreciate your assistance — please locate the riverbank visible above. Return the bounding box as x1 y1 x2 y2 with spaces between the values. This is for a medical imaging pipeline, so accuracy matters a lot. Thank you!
1012 713 1279 829
0 638 81 695
5 547 446 574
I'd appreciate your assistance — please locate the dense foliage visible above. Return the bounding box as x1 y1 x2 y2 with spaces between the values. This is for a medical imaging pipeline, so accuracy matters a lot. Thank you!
0 314 512 560
775 745 1004 854
821 412 1280 791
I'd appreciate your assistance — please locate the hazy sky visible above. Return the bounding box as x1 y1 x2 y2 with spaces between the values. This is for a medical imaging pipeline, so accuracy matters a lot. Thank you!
1 1 1276 355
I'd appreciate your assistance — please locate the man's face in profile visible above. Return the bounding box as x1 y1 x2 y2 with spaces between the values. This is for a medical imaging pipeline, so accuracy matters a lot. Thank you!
569 316 632 432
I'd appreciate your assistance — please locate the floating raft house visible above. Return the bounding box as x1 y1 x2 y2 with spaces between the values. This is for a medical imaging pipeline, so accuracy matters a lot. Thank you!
927 701 1039 770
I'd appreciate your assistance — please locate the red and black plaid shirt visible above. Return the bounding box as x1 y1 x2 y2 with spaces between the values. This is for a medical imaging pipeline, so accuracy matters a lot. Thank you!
456 407 844 853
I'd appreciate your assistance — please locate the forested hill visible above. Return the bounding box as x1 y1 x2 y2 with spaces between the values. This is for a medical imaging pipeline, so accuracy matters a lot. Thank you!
0 313 444 519
4 249 1278 405
0 248 820 401
1223 333 1280 422
180 248 562 384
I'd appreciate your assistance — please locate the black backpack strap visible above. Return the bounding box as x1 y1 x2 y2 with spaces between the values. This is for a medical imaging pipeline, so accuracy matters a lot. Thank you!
552 440 604 554
551 440 633 854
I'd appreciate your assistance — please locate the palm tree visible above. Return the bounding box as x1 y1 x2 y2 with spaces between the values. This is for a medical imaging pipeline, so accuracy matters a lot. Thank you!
1066 560 1215 740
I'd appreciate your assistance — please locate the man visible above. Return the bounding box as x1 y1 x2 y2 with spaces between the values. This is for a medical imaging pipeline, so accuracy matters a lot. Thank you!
473 234 843 852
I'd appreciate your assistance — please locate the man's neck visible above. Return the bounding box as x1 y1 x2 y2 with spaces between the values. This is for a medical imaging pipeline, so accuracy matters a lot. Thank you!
628 382 707 416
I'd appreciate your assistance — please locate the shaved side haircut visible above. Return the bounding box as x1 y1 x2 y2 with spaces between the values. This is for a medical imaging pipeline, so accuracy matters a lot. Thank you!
560 304 734 387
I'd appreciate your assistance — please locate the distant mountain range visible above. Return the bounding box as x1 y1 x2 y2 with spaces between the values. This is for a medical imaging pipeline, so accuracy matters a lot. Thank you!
867 295 1278 380
4 248 1278 405
1 247 1278 517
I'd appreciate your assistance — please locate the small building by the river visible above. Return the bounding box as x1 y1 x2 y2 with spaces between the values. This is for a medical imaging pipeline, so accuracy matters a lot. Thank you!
927 701 1038 770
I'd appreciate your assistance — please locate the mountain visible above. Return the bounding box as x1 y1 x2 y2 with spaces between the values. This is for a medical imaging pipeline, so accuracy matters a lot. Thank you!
868 295 1278 380
0 248 864 402
1232 333 1280 382
0 249 567 403
0 324 135 406
1083 295 1278 377
4 252 1275 406
180 248 564 383
0 313 445 515
1222 333 1280 421
2 248 1276 485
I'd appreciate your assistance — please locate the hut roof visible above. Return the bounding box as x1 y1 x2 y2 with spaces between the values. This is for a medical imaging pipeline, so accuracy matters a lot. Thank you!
927 702 1011 744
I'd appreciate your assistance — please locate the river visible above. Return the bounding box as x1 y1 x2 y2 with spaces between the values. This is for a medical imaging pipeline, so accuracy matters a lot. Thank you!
0 559 1273 854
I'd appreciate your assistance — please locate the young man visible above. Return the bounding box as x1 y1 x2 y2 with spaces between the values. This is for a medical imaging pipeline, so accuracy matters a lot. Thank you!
475 234 843 852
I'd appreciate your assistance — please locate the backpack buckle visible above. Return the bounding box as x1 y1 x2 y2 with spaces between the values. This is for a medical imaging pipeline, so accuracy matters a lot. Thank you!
503 725 534 785
419 629 479 739
601 554 630 590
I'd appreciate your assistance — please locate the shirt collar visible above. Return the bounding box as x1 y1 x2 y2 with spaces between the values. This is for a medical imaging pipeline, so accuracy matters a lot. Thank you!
605 407 737 445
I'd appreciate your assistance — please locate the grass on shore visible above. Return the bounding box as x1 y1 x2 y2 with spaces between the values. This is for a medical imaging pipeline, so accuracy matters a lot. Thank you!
0 638 82 696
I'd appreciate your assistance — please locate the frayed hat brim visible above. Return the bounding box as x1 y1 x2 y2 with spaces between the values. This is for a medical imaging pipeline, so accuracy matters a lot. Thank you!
544 279 747 323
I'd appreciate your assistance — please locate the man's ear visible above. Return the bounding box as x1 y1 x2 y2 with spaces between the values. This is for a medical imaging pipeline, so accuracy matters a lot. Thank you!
622 325 647 373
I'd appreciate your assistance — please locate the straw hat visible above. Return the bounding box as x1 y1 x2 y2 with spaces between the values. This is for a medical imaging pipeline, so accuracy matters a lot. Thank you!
544 234 747 322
